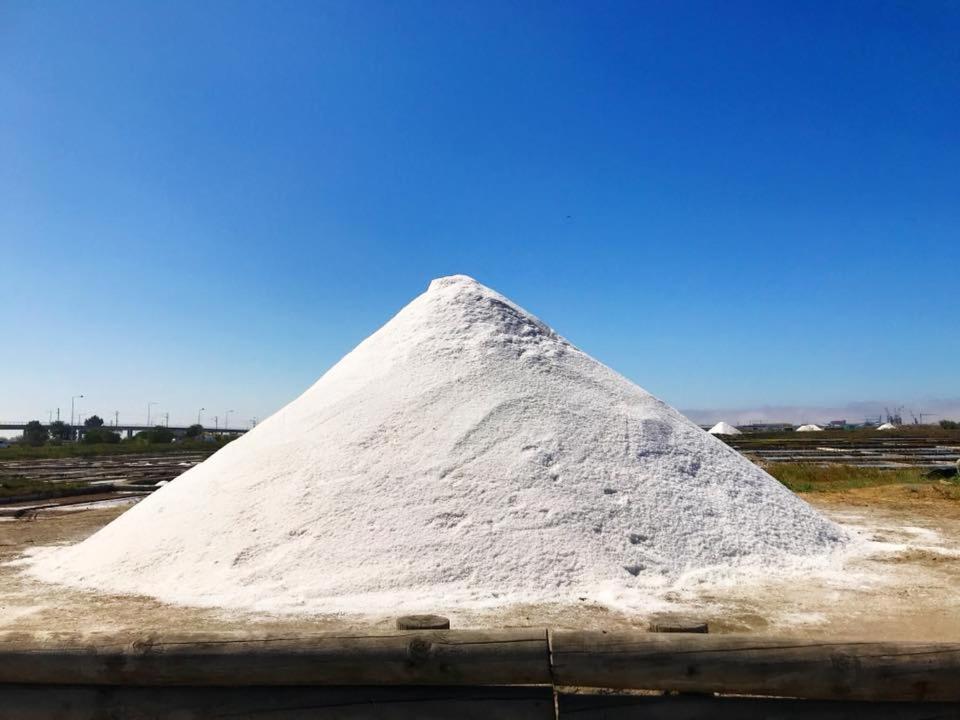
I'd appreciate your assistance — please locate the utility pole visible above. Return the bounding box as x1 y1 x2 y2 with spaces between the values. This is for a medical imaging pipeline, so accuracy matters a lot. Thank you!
114 411 119 427
225 409 234 431
147 401 158 427
56 408 60 421
197 408 205 426
164 412 170 427
213 416 219 432
47 410 53 423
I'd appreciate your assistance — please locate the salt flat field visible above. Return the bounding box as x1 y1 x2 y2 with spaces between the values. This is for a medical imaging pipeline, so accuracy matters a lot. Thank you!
723 432 960 468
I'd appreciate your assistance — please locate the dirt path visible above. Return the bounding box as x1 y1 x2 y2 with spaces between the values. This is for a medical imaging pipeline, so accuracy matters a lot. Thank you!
1 485 958 639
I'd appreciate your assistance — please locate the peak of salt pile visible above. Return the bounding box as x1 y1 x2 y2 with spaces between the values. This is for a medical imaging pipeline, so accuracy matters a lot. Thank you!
796 424 823 432
877 422 897 431
30 275 845 613
708 421 742 435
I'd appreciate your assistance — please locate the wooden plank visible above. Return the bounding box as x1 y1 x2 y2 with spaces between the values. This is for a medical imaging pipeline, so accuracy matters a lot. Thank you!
397 615 451 630
647 616 708 634
550 631 960 701
0 685 555 720
0 630 551 687
558 693 960 719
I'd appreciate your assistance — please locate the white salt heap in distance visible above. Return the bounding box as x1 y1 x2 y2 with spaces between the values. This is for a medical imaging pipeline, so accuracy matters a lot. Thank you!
877 422 897 431
708 421 742 436
29 275 846 613
796 424 823 432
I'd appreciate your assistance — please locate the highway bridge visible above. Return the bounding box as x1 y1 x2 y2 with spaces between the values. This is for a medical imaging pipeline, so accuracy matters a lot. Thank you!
0 421 248 439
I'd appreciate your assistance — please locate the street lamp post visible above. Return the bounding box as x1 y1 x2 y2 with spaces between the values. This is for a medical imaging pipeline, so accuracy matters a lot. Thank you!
70 395 84 441
147 401 158 427
225 409 234 431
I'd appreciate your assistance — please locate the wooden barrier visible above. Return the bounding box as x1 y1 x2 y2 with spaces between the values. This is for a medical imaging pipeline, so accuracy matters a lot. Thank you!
0 685 555 720
550 631 960 701
2 629 960 717
3 687 959 720
0 630 551 687
557 694 960 719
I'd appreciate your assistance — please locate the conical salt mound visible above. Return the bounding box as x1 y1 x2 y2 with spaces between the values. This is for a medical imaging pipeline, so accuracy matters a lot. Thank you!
796 424 823 432
29 276 845 613
877 422 897 431
708 421 742 435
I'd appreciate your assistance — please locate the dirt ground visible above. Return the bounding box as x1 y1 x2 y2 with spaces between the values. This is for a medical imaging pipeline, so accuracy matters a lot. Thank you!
1 484 958 640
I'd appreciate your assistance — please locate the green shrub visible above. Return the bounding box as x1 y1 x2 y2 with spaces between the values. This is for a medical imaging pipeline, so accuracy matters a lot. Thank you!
48 420 71 441
22 421 46 447
135 426 175 444
82 428 121 444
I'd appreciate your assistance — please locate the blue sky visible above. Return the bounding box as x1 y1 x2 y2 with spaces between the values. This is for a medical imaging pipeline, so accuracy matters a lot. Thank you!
1 1 958 427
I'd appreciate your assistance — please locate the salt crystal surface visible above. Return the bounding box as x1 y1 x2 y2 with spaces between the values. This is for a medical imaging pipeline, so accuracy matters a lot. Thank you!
28 275 847 613
796 424 824 432
876 422 897 431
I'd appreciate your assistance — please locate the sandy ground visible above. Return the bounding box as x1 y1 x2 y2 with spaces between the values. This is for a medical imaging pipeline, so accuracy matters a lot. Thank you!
1 484 958 639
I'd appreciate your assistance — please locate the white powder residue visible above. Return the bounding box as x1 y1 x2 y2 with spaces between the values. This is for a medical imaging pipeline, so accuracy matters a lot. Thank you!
27 275 847 614
708 421 742 435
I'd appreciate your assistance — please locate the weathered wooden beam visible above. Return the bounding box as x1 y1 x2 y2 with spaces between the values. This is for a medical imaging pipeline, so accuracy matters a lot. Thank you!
4 630 960 702
0 630 551 687
550 631 960 701
557 693 960 719
0 685 556 720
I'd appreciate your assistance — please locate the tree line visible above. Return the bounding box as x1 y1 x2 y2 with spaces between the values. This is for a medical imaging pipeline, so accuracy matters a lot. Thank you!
17 417 206 447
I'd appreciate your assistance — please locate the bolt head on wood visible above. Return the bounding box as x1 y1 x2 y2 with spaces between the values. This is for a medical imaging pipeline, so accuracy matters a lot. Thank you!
396 614 450 630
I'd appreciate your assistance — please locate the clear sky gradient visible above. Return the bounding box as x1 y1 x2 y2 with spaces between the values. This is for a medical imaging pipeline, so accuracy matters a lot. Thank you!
2 1 958 427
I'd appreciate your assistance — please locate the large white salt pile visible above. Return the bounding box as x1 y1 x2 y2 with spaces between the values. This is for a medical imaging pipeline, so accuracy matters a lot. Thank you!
708 421 742 436
796 424 823 432
29 275 845 613
876 422 897 431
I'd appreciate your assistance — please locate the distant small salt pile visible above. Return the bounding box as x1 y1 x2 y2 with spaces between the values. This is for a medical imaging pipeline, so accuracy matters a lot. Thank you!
29 275 846 614
796 424 823 432
708 421 742 436
876 422 897 431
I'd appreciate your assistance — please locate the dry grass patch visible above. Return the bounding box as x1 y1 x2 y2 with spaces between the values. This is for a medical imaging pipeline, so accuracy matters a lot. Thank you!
764 463 952 494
